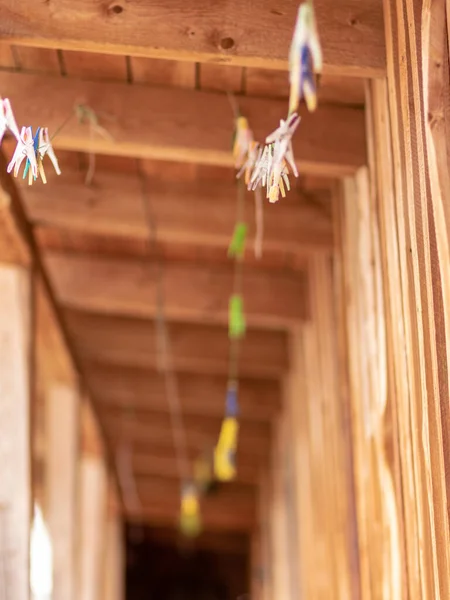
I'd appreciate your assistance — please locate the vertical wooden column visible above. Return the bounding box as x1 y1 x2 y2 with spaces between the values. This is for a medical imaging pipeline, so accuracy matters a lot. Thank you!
102 479 124 600
0 263 32 600
78 400 108 600
353 1 450 596
36 278 80 600
284 256 359 600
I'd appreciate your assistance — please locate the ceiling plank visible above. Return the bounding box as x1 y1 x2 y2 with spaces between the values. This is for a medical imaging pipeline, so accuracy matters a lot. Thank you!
128 478 255 532
44 251 308 327
63 310 288 379
0 71 366 176
130 449 260 486
21 170 333 254
86 364 280 422
0 0 385 76
103 410 270 460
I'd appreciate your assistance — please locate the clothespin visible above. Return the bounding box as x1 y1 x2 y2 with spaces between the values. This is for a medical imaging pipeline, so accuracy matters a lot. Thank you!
214 381 240 482
7 126 38 181
36 127 61 184
0 97 20 143
179 481 202 537
248 144 273 193
233 116 254 170
262 113 300 201
289 1 322 114
236 140 261 186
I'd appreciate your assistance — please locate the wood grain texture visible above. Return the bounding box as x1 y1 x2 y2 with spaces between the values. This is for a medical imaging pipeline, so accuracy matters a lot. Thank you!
0 71 367 176
43 251 309 328
0 0 386 76
63 309 289 379
375 1 450 597
20 168 333 253
85 363 280 422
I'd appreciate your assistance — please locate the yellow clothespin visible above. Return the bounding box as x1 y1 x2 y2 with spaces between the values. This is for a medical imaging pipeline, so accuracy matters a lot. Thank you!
214 381 239 482
179 482 202 538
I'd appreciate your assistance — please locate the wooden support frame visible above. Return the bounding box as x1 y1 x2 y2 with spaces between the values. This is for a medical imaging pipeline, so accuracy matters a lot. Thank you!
0 72 366 177
0 0 386 76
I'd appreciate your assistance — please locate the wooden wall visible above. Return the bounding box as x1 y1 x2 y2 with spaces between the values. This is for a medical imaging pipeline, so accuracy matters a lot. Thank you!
0 174 124 600
257 2 450 599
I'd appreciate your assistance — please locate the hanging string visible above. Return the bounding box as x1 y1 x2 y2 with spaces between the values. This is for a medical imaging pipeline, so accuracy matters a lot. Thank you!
137 165 191 487
254 185 264 259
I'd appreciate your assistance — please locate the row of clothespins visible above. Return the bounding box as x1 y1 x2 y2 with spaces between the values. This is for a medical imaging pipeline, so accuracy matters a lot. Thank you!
0 97 61 185
233 0 322 203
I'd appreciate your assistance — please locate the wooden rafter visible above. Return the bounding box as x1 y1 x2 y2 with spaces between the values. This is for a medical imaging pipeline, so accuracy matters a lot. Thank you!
0 72 366 176
43 251 309 327
63 309 289 379
21 169 333 253
104 410 270 460
0 0 385 76
87 364 280 422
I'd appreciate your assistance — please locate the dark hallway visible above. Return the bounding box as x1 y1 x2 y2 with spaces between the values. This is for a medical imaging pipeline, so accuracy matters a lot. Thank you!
125 525 250 600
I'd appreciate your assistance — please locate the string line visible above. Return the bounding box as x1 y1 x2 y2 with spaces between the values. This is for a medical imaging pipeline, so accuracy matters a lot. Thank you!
137 166 191 486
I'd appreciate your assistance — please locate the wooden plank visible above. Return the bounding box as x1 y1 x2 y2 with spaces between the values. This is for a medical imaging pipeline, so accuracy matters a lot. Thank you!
129 477 256 532
0 71 367 176
63 309 288 379
21 169 333 253
103 409 270 460
86 363 280 422
0 0 385 76
45 384 79 600
44 251 309 328
0 264 31 600
77 454 108 600
131 448 260 486
102 485 124 600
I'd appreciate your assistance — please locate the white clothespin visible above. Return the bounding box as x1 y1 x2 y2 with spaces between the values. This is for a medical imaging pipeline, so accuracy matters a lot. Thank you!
38 127 61 176
7 126 38 179
0 97 20 143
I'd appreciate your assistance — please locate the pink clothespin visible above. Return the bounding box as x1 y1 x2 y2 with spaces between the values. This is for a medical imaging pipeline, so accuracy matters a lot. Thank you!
0 98 20 143
7 127 38 179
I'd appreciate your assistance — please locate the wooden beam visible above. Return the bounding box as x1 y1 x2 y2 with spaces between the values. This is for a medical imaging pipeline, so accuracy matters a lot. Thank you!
102 483 124 600
78 400 108 600
44 251 308 327
0 264 31 600
86 364 280 422
129 477 256 532
103 409 270 460
21 169 333 253
131 448 260 486
64 309 289 379
0 0 385 76
0 72 366 176
45 384 79 600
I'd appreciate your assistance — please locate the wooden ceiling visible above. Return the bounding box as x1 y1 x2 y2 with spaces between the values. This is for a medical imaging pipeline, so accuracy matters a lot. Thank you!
0 0 382 536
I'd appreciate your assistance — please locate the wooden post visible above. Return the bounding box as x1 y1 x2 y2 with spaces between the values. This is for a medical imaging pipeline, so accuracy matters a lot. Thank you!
102 481 124 600
284 257 360 600
78 400 108 600
0 263 32 600
45 384 79 600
